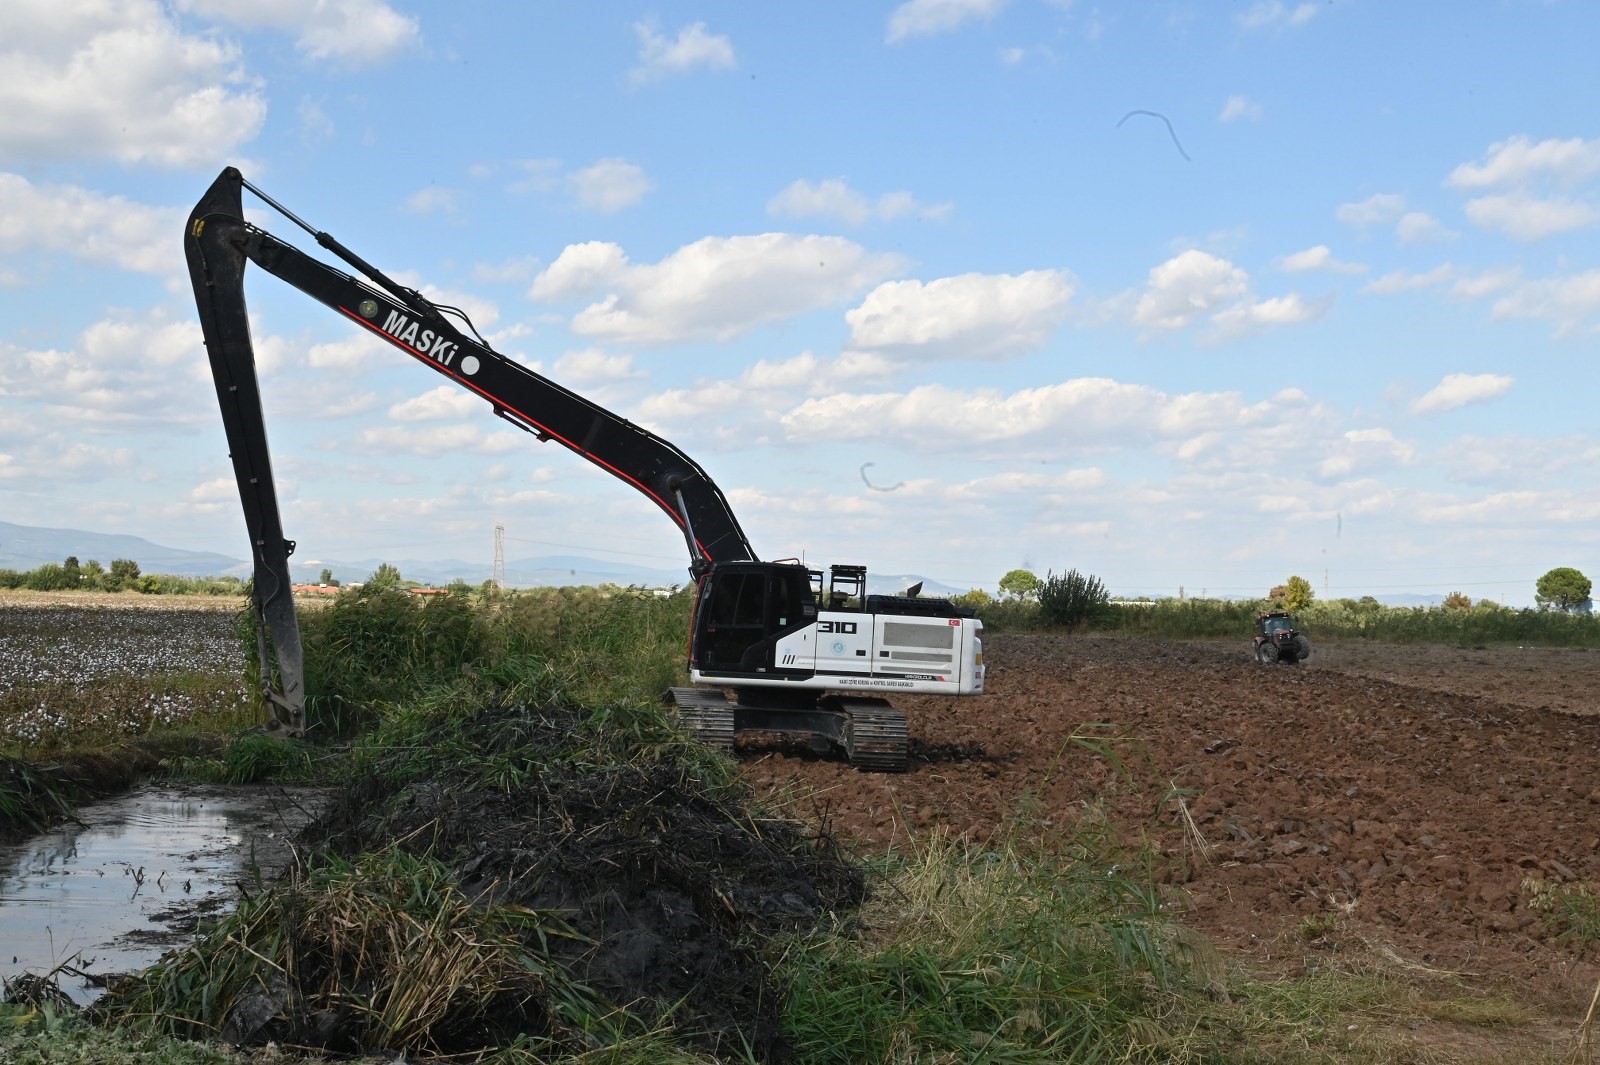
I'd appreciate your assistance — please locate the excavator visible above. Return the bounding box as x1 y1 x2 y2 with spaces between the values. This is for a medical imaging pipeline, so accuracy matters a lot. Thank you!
185 167 983 771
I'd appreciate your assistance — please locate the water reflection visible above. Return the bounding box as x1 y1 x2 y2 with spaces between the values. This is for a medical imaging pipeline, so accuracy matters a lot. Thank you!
0 783 321 1002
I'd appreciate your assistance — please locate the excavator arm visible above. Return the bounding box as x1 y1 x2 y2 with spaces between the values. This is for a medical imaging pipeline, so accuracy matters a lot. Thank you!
184 166 757 732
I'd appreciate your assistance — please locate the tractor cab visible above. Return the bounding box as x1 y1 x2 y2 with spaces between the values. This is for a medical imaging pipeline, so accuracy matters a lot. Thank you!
1253 610 1311 665
1258 612 1297 637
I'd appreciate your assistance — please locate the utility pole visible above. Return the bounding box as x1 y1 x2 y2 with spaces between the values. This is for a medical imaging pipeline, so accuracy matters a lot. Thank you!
493 522 505 589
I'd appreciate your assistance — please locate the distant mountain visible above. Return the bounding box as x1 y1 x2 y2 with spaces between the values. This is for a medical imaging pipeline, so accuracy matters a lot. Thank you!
0 521 966 596
0 520 250 578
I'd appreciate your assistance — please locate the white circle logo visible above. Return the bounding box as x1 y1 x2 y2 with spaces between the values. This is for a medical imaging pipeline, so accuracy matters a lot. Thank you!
460 355 480 376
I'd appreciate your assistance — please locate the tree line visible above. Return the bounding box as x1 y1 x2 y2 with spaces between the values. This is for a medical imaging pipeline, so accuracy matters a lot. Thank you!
0 556 246 596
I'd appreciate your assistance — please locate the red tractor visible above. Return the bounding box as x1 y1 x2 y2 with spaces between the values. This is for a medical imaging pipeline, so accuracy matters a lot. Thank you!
1253 611 1311 665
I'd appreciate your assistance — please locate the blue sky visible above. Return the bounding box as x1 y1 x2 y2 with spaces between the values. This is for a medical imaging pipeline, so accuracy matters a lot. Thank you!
0 1 1595 605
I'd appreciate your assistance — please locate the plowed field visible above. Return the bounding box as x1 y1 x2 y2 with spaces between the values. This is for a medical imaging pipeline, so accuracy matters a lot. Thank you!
741 634 1600 1024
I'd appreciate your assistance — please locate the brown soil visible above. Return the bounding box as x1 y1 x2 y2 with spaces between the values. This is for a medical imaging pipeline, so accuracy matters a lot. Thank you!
0 589 244 611
740 634 1600 1038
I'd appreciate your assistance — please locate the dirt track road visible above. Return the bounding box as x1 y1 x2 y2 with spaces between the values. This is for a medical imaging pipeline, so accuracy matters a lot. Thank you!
741 634 1600 1015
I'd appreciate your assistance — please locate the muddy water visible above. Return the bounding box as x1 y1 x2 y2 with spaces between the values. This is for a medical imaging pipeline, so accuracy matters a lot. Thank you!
0 783 324 1002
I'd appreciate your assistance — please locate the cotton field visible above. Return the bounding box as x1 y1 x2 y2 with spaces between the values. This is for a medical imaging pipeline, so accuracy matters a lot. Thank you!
0 605 252 749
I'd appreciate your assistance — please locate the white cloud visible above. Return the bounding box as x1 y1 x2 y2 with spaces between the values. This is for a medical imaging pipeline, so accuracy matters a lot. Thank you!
0 309 212 429
1280 245 1365 274
389 386 478 422
175 0 420 64
528 242 632 301
1462 192 1599 241
0 0 265 167
780 377 1271 450
1395 211 1454 245
1210 292 1327 334
568 158 653 213
404 186 457 215
1489 270 1600 337
768 179 952 226
356 423 524 457
1363 263 1457 295
1219 95 1263 123
887 0 1007 42
629 21 735 83
0 174 182 275
306 331 390 371
1336 193 1406 228
1411 373 1515 414
1237 1 1319 30
1447 135 1600 190
1133 250 1248 330
551 349 643 384
0 434 136 484
846 270 1073 360
1116 250 1327 340
529 233 905 345
1315 428 1415 479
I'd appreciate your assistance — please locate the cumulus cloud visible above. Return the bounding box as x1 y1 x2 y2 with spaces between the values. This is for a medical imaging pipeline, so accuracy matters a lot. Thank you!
887 0 1006 42
780 377 1276 450
356 423 525 457
1133 251 1249 330
0 309 212 429
404 186 457 215
0 173 182 275
568 158 653 213
768 179 952 226
0 434 135 484
1237 1 1319 30
1446 137 1600 242
176 0 418 64
1280 245 1365 274
551 348 643 385
846 270 1073 360
1462 192 1598 242
1316 428 1415 479
0 0 265 167
529 234 905 345
1127 249 1324 338
1396 211 1455 245
389 386 478 422
1219 95 1263 123
629 20 735 83
1488 271 1600 338
1411 373 1515 414
1336 193 1406 228
1447 135 1600 190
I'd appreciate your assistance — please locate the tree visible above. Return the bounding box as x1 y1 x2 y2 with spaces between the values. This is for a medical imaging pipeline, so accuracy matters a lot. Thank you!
106 558 140 591
998 568 1040 600
318 567 340 587
1442 591 1473 611
951 588 994 611
1280 575 1315 612
62 556 81 586
364 562 404 592
1536 567 1592 611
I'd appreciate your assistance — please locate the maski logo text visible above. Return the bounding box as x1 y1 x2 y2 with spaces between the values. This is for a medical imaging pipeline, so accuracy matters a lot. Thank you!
382 311 459 368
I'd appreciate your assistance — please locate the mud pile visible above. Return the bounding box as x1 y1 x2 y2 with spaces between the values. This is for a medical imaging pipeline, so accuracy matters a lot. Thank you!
291 700 864 1059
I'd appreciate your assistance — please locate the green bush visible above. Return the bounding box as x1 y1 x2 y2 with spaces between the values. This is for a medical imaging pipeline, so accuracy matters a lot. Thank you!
1037 569 1110 629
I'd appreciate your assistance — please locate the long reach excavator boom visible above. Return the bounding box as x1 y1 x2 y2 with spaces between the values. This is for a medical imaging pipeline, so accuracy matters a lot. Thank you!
185 167 981 768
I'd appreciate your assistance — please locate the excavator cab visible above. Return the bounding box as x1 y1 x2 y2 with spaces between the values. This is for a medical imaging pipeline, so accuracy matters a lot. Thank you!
691 562 817 675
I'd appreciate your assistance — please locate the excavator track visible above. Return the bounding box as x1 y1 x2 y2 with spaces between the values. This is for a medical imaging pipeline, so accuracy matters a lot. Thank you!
665 687 736 750
666 687 907 772
831 697 909 773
